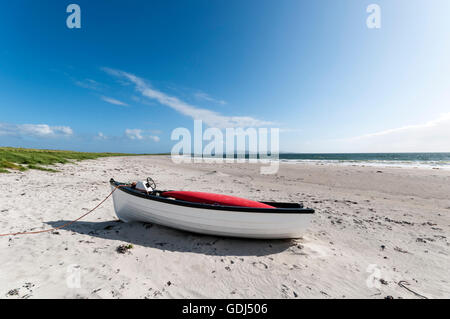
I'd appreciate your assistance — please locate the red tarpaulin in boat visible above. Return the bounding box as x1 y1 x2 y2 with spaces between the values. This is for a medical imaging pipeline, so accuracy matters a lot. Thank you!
161 191 275 208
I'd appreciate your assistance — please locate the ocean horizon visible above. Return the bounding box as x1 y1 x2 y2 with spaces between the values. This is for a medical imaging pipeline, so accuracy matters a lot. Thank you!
189 152 450 169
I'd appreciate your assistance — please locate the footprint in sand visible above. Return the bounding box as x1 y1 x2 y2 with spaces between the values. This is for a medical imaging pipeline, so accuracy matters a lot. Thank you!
251 261 268 270
297 240 332 259
206 170 229 177
281 284 298 298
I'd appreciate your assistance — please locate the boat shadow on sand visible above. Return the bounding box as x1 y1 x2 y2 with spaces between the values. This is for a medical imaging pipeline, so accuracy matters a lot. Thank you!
46 220 297 257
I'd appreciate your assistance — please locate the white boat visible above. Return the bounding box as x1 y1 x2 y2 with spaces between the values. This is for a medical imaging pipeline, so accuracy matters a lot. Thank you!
110 179 315 239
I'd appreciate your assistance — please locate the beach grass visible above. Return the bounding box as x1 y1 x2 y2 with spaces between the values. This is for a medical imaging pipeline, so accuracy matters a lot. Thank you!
0 147 142 173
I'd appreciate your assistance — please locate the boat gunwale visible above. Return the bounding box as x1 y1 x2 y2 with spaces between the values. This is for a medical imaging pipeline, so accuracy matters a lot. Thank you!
110 179 315 215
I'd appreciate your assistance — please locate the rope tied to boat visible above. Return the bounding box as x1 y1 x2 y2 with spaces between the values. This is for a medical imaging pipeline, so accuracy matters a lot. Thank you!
398 280 428 299
0 184 128 237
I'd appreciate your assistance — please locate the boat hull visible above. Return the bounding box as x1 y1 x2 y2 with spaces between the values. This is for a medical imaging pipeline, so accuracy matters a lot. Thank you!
110 182 314 239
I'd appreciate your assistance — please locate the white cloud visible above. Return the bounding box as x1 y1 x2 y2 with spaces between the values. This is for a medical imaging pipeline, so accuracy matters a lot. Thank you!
75 79 102 91
101 96 128 106
102 67 272 128
334 112 450 152
194 91 226 105
0 123 73 138
96 132 107 140
125 129 144 140
149 135 160 142
125 129 160 142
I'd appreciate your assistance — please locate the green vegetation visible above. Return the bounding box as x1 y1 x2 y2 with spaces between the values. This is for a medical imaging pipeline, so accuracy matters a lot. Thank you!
0 147 142 173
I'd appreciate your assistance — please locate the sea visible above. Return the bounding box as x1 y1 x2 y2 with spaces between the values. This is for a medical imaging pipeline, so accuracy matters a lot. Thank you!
277 153 450 169
191 152 450 169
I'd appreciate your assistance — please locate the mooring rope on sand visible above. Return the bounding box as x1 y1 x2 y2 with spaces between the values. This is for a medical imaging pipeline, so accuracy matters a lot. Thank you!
0 184 128 237
398 280 428 299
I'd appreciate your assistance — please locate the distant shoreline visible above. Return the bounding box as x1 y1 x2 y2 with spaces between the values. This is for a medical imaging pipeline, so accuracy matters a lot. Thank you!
187 152 450 170
2 146 449 173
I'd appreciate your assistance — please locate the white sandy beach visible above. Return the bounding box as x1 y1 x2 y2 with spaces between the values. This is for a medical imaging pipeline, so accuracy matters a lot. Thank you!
0 156 449 299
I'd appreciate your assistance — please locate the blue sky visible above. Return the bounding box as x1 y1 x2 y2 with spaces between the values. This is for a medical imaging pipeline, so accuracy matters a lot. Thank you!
1 0 449 153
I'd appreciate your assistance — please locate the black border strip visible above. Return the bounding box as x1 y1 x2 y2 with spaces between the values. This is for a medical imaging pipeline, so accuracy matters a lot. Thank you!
110 179 315 215
1 299 427 315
